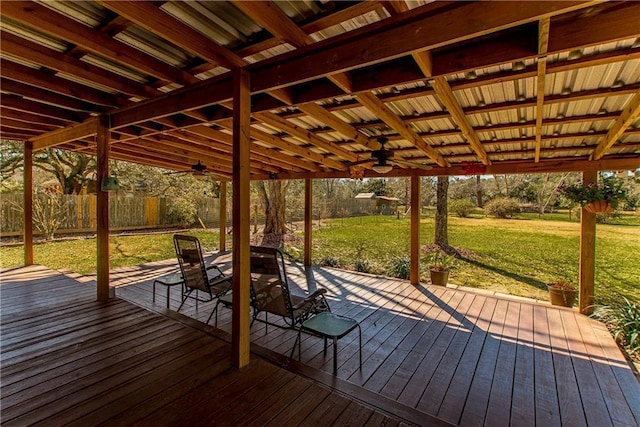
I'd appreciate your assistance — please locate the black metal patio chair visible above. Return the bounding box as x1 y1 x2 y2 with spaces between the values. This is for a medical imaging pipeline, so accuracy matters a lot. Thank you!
249 245 330 333
174 234 232 326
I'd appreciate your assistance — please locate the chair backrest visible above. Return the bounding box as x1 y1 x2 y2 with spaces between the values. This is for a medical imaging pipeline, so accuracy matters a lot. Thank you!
249 246 293 318
174 235 209 292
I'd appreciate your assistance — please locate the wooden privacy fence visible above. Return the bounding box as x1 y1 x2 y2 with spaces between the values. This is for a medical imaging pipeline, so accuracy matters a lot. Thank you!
0 194 222 236
1 193 393 237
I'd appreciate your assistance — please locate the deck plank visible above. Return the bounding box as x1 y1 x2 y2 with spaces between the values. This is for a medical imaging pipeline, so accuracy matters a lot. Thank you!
6 261 638 426
0 266 411 427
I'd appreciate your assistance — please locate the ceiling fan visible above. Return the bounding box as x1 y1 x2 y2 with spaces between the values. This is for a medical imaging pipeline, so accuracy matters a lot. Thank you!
165 160 210 179
349 137 433 174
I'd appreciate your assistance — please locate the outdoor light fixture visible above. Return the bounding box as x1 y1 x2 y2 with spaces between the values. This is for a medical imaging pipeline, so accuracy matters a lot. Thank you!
567 49 583 60
371 162 393 174
192 171 207 180
512 61 526 71
101 176 119 191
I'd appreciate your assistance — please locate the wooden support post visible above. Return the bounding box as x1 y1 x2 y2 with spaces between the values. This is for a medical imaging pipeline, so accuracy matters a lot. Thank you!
232 69 251 369
96 115 111 302
23 141 33 266
579 170 597 314
219 181 227 252
304 178 312 267
410 176 421 286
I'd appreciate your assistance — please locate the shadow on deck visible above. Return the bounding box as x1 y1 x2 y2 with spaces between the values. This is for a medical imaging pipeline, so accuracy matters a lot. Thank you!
111 252 640 427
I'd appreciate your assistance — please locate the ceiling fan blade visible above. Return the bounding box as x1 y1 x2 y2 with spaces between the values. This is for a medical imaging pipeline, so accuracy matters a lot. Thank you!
392 159 433 170
348 158 376 166
164 170 188 175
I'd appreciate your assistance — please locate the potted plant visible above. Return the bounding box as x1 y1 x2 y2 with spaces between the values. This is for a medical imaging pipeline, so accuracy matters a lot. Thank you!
424 251 455 286
547 279 578 307
558 175 628 213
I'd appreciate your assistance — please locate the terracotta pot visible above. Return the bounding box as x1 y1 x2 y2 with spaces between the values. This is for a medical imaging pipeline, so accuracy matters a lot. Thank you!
584 200 613 214
547 285 577 307
429 269 449 286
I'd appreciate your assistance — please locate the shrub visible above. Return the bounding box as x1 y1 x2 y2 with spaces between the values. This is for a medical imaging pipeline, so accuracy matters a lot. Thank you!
354 258 372 273
168 197 198 227
387 256 410 279
593 298 640 359
319 255 341 268
449 199 476 218
484 197 521 218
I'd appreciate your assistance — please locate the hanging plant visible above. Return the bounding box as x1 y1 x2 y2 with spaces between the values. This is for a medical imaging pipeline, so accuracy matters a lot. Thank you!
558 175 628 212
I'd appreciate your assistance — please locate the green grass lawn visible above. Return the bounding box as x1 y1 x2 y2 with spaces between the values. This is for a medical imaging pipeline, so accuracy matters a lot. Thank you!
0 231 221 275
1 213 638 304
310 213 639 304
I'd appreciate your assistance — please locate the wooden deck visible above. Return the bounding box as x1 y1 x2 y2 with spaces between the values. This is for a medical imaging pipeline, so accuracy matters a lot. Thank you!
1 265 445 426
111 253 640 427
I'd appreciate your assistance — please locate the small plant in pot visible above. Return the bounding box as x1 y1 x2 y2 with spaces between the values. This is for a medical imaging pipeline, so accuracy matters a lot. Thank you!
547 279 578 307
423 251 455 286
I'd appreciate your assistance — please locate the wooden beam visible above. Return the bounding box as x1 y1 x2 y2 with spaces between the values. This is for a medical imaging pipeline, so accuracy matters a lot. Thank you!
250 1 600 93
256 157 640 181
304 178 312 268
431 76 491 165
1 95 85 123
412 50 489 165
410 176 420 286
590 90 640 160
220 121 346 170
231 69 251 369
0 30 158 99
355 91 448 167
0 108 69 128
1 1 197 86
219 182 227 252
1 79 105 113
0 60 125 108
579 170 597 314
297 102 375 149
253 112 358 162
97 1 246 69
232 0 352 93
30 117 98 150
535 17 551 162
23 141 33 266
96 115 110 302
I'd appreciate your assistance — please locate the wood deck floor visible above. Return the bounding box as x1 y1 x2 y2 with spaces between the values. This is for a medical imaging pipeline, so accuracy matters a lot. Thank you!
1 265 444 426
111 253 640 427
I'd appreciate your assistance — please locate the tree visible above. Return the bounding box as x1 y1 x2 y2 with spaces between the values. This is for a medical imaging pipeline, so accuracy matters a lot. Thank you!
1 140 24 183
256 180 290 245
364 178 391 196
33 149 96 194
434 176 450 248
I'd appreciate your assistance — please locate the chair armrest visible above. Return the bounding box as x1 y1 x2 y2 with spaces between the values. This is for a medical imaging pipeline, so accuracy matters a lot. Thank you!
206 264 224 274
291 288 327 310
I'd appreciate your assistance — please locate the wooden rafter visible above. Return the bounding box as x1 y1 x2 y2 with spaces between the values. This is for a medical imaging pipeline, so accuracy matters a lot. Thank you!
590 90 640 160
97 1 246 70
297 102 375 149
0 31 158 99
535 17 551 162
252 112 357 163
413 50 490 165
30 118 98 150
0 60 125 108
251 1 601 94
1 1 197 86
217 120 346 171
355 91 448 167
232 0 352 93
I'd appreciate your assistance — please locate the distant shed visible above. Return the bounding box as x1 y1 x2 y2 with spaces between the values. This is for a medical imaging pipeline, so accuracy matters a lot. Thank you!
354 193 399 215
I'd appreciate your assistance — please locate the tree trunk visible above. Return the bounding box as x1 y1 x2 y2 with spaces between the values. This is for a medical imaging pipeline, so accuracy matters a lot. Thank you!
256 180 288 246
434 176 449 247
475 175 483 207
